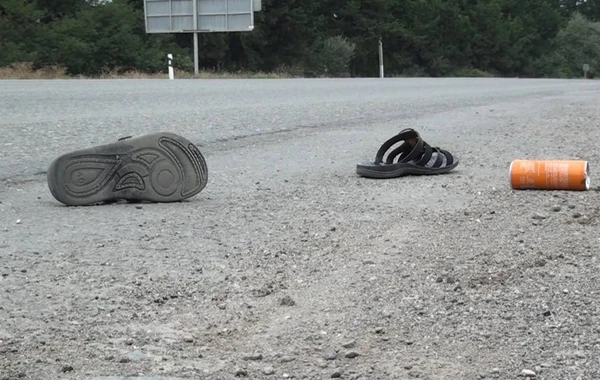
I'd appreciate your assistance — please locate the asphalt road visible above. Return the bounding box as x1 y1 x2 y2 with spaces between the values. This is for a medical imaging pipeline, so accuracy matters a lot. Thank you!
1 77 597 181
2 77 600 380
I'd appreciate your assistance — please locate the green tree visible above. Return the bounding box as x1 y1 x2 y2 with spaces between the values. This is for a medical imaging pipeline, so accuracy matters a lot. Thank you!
0 0 589 78
0 0 45 65
33 0 191 75
539 12 600 78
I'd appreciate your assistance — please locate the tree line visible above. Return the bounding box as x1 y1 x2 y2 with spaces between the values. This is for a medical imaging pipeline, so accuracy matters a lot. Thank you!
2 0 600 78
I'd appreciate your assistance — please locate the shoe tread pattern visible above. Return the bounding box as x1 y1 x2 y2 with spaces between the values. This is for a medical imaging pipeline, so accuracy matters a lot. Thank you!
48 133 208 206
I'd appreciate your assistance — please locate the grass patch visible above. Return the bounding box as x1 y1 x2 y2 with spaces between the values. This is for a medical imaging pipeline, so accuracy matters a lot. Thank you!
0 62 68 79
0 62 303 80
0 62 502 80
450 68 496 78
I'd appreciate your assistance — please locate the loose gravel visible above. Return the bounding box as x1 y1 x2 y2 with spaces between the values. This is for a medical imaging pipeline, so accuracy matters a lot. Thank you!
1 78 600 380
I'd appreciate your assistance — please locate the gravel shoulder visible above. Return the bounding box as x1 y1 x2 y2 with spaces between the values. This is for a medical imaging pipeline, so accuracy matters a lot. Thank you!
2 78 600 380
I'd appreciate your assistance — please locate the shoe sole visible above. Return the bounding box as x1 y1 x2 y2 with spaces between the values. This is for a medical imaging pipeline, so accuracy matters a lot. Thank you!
47 132 208 206
356 161 459 179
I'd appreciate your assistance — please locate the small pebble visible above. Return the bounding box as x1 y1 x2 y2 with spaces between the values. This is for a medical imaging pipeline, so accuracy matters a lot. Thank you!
60 365 74 373
573 212 582 218
520 369 536 377
341 340 356 348
183 336 194 343
234 368 248 377
331 368 344 378
280 295 295 306
534 259 546 267
263 366 275 375
243 353 263 361
345 351 359 358
551 206 561 212
323 348 337 360
532 213 548 220
362 260 375 265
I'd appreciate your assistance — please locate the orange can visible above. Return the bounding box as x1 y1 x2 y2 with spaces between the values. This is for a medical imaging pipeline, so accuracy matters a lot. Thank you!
509 159 590 191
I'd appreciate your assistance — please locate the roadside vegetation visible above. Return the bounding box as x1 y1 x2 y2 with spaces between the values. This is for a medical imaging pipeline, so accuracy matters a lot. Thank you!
1 0 600 79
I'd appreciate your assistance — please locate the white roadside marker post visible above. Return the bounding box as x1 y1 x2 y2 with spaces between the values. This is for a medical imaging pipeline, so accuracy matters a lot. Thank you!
378 38 384 79
167 54 174 80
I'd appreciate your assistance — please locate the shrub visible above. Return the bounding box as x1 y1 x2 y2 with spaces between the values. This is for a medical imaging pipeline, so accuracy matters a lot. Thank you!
536 13 600 78
309 35 356 77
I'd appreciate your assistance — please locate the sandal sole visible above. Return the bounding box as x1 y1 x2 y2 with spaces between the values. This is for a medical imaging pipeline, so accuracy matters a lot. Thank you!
47 132 208 206
356 161 459 179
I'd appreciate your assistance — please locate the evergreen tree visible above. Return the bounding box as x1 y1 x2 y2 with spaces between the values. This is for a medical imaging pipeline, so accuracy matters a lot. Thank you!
1 0 598 78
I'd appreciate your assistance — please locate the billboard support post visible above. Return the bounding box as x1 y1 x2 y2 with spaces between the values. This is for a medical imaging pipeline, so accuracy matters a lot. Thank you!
192 0 198 76
143 0 261 77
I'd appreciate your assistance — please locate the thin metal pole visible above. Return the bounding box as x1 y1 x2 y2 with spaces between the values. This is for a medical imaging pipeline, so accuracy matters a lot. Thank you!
378 37 384 79
168 0 172 31
193 32 199 76
193 0 199 76
225 0 229 31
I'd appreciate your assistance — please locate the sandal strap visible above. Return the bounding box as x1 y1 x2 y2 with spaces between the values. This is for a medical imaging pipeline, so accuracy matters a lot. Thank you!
437 148 455 166
374 128 423 164
385 137 424 164
422 147 454 168
414 142 434 166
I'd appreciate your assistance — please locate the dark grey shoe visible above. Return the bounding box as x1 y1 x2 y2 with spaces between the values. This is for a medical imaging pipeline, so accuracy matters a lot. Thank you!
47 132 208 206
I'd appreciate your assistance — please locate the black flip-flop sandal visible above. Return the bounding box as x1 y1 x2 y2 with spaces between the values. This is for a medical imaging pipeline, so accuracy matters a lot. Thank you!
356 128 459 179
47 132 208 206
